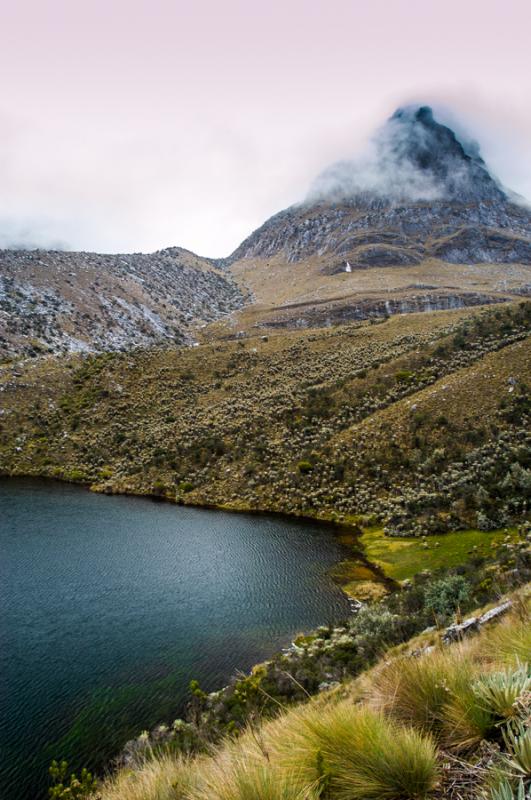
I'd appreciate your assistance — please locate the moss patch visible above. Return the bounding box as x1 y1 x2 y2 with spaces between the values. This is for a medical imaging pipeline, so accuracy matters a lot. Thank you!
361 526 518 582
343 579 389 602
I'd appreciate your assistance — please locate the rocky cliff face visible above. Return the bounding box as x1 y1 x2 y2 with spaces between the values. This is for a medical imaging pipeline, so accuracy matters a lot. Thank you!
0 247 243 359
228 106 531 271
228 198 531 269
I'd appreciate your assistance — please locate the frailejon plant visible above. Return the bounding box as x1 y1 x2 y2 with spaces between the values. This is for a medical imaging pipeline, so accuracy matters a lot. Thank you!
503 721 531 778
48 760 98 800
490 778 526 800
473 664 531 724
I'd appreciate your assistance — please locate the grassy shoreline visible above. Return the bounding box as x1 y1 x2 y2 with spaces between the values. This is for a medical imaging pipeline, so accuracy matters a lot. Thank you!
2 471 520 602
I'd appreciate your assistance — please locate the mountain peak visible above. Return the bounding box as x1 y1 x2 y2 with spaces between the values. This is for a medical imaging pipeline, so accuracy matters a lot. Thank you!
308 105 506 204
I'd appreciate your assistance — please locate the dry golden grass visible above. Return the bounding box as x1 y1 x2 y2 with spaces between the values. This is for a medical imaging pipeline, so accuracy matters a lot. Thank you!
99 755 195 800
231 253 529 312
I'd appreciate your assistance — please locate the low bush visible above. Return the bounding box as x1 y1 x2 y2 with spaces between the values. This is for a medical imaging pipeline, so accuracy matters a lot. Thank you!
423 574 470 621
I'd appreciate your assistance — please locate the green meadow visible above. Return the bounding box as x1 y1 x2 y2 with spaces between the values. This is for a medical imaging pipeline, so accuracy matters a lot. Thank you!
360 527 518 582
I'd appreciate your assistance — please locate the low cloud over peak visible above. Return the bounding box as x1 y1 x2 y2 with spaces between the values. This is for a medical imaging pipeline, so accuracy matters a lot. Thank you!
307 105 507 206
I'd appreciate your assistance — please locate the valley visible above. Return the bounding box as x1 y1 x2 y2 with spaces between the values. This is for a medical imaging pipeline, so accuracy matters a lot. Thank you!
1 104 530 800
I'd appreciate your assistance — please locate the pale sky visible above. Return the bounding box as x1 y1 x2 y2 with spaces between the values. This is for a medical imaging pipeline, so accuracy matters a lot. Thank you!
1 0 530 256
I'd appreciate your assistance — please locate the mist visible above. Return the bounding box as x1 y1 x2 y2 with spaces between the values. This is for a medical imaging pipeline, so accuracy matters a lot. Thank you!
306 105 509 205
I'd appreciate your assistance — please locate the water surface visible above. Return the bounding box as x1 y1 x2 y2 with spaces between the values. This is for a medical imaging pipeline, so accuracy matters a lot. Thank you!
0 479 350 799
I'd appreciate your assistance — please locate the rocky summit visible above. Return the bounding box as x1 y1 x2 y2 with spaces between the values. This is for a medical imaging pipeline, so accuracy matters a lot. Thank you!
310 105 507 204
227 106 530 329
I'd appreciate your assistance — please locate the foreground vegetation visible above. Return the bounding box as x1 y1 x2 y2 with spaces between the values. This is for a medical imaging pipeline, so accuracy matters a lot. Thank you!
53 585 530 800
47 535 530 800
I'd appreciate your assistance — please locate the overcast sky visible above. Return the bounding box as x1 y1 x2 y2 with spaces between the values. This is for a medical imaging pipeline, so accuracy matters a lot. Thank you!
1 0 530 256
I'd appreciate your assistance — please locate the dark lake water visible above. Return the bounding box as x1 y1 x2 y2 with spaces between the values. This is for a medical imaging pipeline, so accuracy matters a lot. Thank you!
0 479 351 799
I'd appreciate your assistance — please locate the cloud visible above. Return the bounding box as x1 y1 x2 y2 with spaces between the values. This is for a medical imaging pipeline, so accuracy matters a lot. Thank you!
306 105 506 205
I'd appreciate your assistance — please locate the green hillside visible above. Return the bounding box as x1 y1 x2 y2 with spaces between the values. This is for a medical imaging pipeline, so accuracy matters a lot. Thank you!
1 302 529 542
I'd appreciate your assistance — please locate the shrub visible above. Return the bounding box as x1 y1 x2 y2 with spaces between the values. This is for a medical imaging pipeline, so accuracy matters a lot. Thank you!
63 468 87 483
395 370 415 385
424 575 470 621
48 760 98 799
297 460 313 474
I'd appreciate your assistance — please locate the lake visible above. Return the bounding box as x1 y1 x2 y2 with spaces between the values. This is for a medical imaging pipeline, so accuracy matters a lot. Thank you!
0 479 351 799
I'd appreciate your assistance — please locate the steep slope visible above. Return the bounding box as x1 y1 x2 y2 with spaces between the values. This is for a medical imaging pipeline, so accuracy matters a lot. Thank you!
228 106 531 328
93 588 531 800
0 247 244 359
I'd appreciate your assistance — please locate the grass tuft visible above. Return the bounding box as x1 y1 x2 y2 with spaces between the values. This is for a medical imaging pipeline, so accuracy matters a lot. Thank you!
192 756 317 800
274 703 438 799
98 754 194 800
482 619 531 668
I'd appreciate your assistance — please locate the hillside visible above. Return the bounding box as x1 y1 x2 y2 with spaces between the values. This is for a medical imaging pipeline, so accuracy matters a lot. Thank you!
1 302 529 552
2 106 530 358
0 247 243 359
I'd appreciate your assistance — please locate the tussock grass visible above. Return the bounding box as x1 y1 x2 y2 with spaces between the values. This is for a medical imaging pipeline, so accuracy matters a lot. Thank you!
367 648 470 733
366 645 496 751
482 619 531 668
272 703 438 799
440 676 497 752
192 752 316 800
